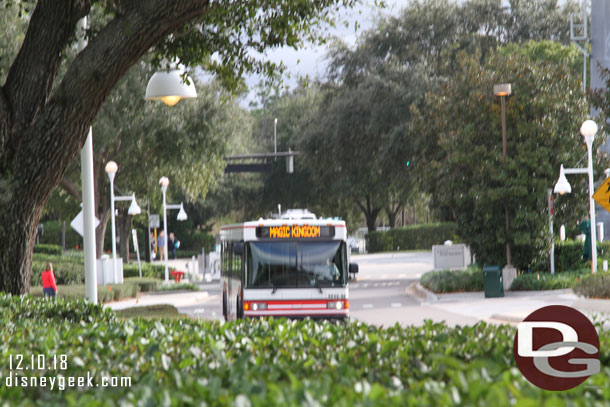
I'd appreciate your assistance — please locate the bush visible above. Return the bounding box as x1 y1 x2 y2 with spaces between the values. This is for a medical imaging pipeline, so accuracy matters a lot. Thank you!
33 244 63 255
38 219 82 249
509 270 588 291
573 271 610 299
156 282 200 292
0 293 114 323
1 309 610 405
553 240 610 273
123 263 165 279
419 266 483 293
366 223 459 253
31 253 84 286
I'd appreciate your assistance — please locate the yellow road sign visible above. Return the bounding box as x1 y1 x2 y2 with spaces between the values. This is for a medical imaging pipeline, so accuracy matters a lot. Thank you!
593 177 610 213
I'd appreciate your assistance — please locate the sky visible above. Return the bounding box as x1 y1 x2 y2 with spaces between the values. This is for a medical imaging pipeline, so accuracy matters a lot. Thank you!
237 0 407 108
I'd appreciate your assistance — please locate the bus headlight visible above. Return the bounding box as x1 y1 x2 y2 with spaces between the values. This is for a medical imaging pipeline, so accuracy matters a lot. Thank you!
251 302 268 311
327 300 347 310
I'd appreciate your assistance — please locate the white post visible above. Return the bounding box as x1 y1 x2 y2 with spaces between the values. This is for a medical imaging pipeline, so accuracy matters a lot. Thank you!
78 16 97 303
108 172 118 283
547 189 555 275
274 118 278 158
586 138 598 273
162 185 169 283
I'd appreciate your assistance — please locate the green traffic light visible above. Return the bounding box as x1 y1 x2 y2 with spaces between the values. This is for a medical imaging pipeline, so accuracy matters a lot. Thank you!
406 161 411 167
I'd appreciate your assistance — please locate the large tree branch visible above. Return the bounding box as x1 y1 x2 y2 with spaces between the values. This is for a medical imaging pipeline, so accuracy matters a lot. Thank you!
11 0 211 217
4 0 90 137
58 177 82 202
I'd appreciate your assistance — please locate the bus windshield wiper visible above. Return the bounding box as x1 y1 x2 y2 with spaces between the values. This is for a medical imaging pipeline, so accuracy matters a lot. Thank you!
315 279 323 294
272 283 277 294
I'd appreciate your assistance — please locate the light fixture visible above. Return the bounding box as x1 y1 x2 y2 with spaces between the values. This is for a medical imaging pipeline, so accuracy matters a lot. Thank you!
159 176 169 188
493 83 512 97
128 194 141 216
554 165 572 195
145 69 197 106
177 204 187 221
580 119 598 143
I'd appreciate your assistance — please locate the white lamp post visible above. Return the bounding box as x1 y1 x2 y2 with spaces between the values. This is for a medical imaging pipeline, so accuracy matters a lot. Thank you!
554 119 598 273
105 161 142 283
159 176 188 282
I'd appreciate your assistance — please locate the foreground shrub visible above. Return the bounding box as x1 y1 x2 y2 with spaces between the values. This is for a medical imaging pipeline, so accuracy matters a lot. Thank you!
573 271 610 299
419 266 483 293
366 223 459 253
0 294 114 323
0 302 609 406
510 270 587 291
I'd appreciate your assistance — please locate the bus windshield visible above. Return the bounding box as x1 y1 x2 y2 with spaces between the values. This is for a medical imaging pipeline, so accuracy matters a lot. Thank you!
246 241 347 289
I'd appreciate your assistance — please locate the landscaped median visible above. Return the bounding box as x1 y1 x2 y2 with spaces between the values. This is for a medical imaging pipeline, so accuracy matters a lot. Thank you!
2 294 610 405
419 266 601 295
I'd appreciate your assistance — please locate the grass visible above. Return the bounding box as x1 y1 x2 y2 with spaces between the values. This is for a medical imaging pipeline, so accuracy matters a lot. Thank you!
114 304 186 319
29 277 163 302
509 269 589 291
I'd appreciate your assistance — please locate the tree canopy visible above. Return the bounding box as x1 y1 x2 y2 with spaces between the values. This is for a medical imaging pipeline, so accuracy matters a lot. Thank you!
0 0 358 294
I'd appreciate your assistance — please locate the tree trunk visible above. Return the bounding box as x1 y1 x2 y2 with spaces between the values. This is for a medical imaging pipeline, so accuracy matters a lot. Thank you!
0 201 43 294
0 0 213 293
385 203 402 229
356 196 382 233
96 209 111 258
118 210 131 263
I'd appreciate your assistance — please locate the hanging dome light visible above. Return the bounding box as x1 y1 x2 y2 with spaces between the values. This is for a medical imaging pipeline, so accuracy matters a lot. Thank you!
145 69 197 106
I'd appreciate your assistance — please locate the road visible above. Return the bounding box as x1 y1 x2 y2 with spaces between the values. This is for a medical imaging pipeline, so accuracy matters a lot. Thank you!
177 251 478 326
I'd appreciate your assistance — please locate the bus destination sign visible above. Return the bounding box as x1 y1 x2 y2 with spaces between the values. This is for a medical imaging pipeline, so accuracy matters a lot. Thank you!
256 225 335 239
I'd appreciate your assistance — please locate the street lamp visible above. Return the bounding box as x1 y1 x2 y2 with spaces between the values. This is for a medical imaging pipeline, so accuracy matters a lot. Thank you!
494 83 515 285
145 66 197 106
554 119 599 273
105 161 142 283
159 176 188 282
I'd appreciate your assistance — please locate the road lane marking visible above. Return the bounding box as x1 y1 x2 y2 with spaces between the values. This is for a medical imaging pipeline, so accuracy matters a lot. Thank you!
193 308 205 314
390 303 402 308
362 304 374 309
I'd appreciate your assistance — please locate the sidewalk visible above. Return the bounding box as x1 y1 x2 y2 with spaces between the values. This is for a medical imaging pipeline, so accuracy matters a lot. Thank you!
412 284 610 326
105 290 211 311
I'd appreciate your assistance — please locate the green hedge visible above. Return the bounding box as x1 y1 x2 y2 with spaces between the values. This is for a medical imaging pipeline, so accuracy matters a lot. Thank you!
573 271 610 299
33 244 63 255
553 240 610 273
366 223 459 253
38 220 82 249
2 296 610 405
30 278 162 302
509 270 588 291
31 253 84 286
419 266 483 293
123 263 165 279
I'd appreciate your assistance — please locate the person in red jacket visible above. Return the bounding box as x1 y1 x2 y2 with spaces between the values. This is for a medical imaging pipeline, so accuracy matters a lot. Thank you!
41 262 57 297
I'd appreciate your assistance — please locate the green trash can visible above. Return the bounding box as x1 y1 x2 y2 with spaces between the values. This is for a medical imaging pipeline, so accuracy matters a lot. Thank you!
483 266 503 298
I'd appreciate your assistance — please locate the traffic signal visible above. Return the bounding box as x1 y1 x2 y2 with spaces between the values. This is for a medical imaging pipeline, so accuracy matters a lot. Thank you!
406 160 411 167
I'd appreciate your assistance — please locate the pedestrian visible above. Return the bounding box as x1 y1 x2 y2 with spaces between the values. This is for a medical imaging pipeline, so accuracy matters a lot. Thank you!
580 215 592 262
158 230 166 261
169 232 179 259
41 262 57 298
150 232 157 260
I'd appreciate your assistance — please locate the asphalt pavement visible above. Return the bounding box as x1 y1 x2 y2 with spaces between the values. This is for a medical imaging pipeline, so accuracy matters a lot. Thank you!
105 252 610 327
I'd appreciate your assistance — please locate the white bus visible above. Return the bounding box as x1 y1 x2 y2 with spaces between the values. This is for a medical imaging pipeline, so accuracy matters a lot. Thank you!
220 209 358 321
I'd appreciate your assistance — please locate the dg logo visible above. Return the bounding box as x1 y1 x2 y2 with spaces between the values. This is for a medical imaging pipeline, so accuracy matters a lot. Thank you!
513 305 600 391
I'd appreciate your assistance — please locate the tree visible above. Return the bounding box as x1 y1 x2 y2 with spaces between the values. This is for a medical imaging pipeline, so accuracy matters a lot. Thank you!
56 61 250 260
0 0 357 294
301 58 424 231
412 42 606 270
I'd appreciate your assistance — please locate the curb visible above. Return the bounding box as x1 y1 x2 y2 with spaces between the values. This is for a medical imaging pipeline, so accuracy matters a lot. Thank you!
405 281 438 304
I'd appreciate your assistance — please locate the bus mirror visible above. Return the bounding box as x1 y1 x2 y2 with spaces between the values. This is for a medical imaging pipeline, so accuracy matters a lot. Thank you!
233 243 244 256
349 263 359 274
